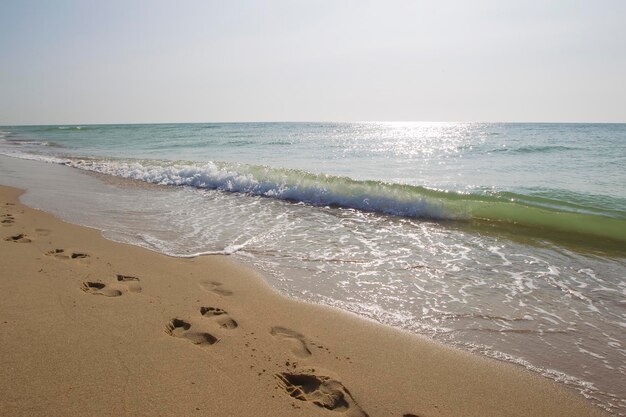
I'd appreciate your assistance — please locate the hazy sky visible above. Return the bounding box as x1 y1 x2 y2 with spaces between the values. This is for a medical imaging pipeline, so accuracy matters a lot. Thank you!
1 0 625 124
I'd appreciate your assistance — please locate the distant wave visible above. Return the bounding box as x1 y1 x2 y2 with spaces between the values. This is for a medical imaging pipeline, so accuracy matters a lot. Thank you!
3 139 54 147
57 126 84 130
490 145 581 154
31 126 88 132
226 140 255 146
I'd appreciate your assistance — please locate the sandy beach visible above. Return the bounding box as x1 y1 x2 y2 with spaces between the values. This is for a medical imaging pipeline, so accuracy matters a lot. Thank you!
0 184 607 417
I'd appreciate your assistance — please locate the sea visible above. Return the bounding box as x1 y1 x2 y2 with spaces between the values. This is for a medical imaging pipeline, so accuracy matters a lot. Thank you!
0 122 624 414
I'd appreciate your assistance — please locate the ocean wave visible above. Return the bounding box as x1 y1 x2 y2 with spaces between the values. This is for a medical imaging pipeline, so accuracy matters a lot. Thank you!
24 125 89 133
64 158 453 220
226 140 255 146
3 139 54 147
3 152 625 244
490 145 581 154
57 126 84 130
56 157 625 244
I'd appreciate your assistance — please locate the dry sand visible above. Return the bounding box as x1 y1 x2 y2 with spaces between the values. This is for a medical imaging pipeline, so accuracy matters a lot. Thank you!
0 185 606 417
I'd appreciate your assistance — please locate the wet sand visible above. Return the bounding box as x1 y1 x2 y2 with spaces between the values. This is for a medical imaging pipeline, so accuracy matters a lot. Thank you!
0 185 607 417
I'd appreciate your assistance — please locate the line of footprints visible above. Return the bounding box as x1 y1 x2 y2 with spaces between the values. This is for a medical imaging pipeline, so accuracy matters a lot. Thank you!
2 202 417 417
36 245 389 417
162 283 373 417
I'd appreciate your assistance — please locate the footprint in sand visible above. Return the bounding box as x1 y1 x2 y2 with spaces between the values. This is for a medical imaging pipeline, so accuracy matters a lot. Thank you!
1 214 15 225
116 274 142 293
81 281 122 297
200 307 238 329
80 275 141 297
199 281 233 296
46 249 90 260
4 233 31 243
271 326 312 358
165 318 219 346
276 371 368 417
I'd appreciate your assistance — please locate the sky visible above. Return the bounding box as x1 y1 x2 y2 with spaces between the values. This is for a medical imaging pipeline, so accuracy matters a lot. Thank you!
1 0 625 124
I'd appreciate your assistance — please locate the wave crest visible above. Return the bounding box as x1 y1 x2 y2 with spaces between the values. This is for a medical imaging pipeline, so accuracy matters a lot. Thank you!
3 153 624 245
67 159 452 219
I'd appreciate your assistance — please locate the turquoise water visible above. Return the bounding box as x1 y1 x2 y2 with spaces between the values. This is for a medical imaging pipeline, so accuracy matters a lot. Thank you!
1 123 625 414
2 122 625 245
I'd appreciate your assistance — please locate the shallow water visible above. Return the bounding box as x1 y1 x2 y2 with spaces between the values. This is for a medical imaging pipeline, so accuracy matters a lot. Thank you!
1 122 625 414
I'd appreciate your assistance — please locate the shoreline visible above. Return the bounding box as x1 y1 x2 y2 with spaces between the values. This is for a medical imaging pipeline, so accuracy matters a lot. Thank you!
0 184 608 416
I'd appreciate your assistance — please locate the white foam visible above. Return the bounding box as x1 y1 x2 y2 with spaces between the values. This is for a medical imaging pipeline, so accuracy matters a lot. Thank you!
0 150 68 164
62 158 455 221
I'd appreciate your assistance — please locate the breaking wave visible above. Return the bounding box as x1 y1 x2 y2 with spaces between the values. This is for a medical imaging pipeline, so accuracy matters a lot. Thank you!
55 157 626 244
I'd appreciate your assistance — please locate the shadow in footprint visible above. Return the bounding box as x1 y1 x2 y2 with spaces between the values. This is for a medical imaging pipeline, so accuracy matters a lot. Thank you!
1 214 14 225
199 281 233 296
165 318 219 346
46 249 90 260
81 281 122 297
117 274 142 293
4 233 30 243
200 307 238 329
271 326 312 357
277 371 368 417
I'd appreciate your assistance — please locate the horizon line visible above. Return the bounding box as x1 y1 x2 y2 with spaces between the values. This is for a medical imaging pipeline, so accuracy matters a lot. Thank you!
2 120 626 127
